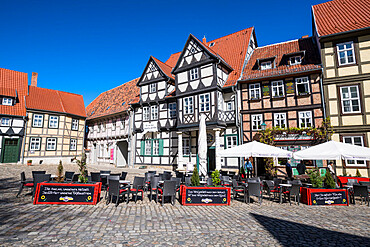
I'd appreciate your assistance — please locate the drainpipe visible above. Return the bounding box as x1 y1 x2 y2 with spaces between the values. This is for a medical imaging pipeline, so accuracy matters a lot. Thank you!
128 108 134 168
319 68 326 120
20 115 28 164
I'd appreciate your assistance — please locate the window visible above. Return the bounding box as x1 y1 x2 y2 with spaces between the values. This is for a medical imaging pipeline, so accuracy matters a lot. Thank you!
295 77 310 95
112 122 116 131
143 107 150 121
274 113 286 128
183 139 190 156
30 137 41 151
226 101 234 111
251 114 263 131
340 86 361 113
46 138 57 151
169 103 176 118
70 139 77 151
145 139 152 156
261 61 272 70
298 111 312 128
142 139 163 156
32 114 43 127
150 83 156 93
249 83 261 99
290 56 301 65
48 116 59 128
337 41 355 66
151 105 158 120
199 93 210 112
152 139 159 156
1 117 10 126
190 68 199 80
271 80 284 97
343 136 365 166
184 97 193 114
72 119 79 130
2 98 12 106
225 135 237 149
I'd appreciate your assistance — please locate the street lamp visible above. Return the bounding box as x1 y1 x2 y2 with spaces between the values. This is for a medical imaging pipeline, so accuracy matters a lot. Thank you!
261 122 267 131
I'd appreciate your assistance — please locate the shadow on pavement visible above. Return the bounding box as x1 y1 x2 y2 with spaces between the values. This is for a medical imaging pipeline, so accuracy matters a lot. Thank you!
251 213 370 246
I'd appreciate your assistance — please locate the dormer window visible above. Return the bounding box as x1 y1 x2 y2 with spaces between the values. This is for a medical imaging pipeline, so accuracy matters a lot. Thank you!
290 56 302 65
260 61 272 70
2 98 12 106
190 68 199 80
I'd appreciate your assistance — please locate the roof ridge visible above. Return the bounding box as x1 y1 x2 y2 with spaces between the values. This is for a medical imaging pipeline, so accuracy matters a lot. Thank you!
256 37 312 49
0 67 28 75
206 27 254 44
29 85 83 97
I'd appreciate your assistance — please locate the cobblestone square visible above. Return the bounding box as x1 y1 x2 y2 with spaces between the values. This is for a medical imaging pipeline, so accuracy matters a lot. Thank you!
0 163 369 246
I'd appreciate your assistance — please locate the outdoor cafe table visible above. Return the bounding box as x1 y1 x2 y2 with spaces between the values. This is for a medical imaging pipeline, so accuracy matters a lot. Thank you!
279 184 292 204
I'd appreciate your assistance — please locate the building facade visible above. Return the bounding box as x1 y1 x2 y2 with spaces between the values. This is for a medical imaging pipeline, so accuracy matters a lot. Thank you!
85 78 139 167
313 0 370 177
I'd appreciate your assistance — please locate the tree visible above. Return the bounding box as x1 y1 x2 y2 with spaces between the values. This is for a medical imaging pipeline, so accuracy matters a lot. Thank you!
73 151 88 183
324 169 335 188
190 167 200 186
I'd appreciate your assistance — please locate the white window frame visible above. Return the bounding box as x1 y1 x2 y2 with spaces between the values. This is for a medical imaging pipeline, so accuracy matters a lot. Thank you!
298 111 312 128
295 77 310 95
143 107 150 121
337 41 356 66
169 103 176 118
226 135 238 149
48 116 59 128
340 86 361 114
249 83 261 100
274 113 286 128
184 97 194 115
226 101 234 111
199 93 210 112
251 114 263 131
32 114 43 127
151 105 158 120
190 68 199 80
1 117 10 126
145 139 152 156
343 136 365 167
112 122 116 131
150 83 156 93
152 139 159 156
46 138 57 151
70 139 77 151
2 98 12 106
260 61 272 70
183 139 190 156
271 80 285 97
30 137 41 151
290 56 301 65
72 119 79 130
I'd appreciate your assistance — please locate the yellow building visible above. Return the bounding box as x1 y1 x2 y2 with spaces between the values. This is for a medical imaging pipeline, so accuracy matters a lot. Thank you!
313 0 370 176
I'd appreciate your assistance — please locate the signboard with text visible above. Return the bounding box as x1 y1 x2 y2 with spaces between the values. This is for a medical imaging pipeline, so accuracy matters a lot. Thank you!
181 186 231 206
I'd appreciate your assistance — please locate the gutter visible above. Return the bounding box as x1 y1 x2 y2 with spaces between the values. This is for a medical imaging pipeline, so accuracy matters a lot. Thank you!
319 68 327 120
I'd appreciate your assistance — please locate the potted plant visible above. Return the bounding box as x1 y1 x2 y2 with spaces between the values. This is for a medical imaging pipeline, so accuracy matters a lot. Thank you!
190 167 200 186
307 168 323 188
27 160 32 166
324 169 336 189
211 170 221 186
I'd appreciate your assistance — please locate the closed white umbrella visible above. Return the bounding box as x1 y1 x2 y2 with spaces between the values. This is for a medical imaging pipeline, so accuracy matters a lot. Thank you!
293 140 370 160
198 114 208 176
219 141 293 158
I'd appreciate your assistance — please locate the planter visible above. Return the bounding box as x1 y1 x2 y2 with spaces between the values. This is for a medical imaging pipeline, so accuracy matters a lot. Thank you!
300 187 348 206
27 160 32 166
337 176 370 187
180 185 231 206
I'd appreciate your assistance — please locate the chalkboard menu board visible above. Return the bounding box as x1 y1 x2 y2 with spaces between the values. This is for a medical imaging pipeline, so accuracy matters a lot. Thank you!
181 186 231 206
310 190 348 206
262 84 270 97
286 82 294 94
34 182 101 205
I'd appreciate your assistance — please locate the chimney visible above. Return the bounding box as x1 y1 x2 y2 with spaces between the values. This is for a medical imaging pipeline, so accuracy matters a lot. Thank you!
31 72 38 87
203 36 206 44
301 35 309 39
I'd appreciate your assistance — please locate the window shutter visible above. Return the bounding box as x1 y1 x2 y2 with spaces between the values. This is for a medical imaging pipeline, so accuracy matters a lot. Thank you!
140 140 145 156
158 139 164 156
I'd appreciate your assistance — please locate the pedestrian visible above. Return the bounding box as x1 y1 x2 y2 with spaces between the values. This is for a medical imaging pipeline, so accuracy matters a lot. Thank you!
297 161 306 175
244 157 253 178
327 161 335 175
285 159 292 179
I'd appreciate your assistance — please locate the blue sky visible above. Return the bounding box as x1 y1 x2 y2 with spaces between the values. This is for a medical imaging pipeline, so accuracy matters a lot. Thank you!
0 0 325 106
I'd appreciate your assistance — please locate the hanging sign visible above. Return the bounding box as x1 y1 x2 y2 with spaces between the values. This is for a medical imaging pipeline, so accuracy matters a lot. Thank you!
143 122 158 134
262 84 270 97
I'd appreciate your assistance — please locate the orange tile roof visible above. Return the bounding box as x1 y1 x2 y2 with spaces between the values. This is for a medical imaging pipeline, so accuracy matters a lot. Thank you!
152 56 175 80
86 78 140 120
240 37 321 81
313 0 370 37
165 52 181 68
26 86 86 118
0 68 28 117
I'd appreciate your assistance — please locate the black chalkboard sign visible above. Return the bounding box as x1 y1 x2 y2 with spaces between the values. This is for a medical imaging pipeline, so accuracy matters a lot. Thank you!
181 186 230 206
34 182 101 205
310 190 348 206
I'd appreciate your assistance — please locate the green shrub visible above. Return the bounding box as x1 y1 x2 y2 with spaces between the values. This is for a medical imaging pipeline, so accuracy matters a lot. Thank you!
56 160 64 182
324 169 336 188
191 167 200 186
356 169 362 177
307 168 323 188
211 170 221 186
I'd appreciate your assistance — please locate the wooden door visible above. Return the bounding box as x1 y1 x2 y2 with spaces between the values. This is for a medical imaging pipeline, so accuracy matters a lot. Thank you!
2 139 19 163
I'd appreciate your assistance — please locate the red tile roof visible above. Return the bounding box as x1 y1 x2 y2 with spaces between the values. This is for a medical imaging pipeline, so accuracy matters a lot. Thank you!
26 86 86 118
152 56 175 80
86 78 140 120
240 37 321 81
165 52 181 68
313 0 370 37
0 68 28 117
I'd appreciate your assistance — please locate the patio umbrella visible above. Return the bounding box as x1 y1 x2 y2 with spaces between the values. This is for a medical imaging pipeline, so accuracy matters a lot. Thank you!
293 140 370 160
219 141 293 158
198 114 208 177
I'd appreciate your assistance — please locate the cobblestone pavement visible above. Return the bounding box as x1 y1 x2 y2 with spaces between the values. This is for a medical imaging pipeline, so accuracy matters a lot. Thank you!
0 163 369 246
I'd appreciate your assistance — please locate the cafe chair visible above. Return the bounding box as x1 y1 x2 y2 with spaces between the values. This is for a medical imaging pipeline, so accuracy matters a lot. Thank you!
128 177 145 203
207 178 213 186
285 184 301 205
16 172 34 197
106 178 128 207
33 174 51 198
232 179 246 202
64 171 75 182
120 172 128 180
148 176 161 202
157 180 177 206
90 172 101 183
264 180 279 201
72 174 80 182
247 182 263 205
170 177 182 198
162 172 172 181
351 185 369 206
184 177 191 186
221 176 232 187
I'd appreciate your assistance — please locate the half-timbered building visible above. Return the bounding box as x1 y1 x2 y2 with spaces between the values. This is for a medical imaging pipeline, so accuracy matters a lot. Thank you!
132 28 256 171
238 37 325 175
313 0 370 177
85 78 139 167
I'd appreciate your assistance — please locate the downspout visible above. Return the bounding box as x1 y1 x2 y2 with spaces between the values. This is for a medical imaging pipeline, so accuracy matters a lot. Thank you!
319 68 326 120
20 114 28 164
128 108 134 168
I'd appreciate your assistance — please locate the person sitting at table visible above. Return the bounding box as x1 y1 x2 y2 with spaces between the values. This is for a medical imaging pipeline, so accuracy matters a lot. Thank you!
285 160 292 180
297 161 306 175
